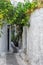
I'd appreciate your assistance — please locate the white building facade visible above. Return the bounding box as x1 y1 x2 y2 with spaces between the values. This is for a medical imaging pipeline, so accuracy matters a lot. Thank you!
22 8 43 65
0 24 8 54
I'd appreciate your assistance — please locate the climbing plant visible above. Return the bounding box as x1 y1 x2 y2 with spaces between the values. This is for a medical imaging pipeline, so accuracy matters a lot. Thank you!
0 0 43 27
0 0 14 27
0 0 43 38
0 0 43 42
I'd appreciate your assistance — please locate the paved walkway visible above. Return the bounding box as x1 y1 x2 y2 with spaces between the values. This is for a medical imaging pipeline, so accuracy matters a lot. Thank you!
6 54 19 65
0 54 19 65
0 53 27 65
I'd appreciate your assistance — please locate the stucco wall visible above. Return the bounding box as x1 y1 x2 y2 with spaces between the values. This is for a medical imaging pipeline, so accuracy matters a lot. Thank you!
22 26 27 54
0 24 8 54
27 8 43 65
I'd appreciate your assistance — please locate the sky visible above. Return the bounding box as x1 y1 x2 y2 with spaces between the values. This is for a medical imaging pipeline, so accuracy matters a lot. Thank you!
10 0 32 6
11 0 33 2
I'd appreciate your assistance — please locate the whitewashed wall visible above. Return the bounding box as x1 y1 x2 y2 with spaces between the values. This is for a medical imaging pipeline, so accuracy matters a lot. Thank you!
27 8 43 65
0 24 8 54
22 26 27 54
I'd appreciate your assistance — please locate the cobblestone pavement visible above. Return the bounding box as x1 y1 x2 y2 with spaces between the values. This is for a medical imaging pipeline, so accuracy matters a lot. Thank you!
0 53 19 65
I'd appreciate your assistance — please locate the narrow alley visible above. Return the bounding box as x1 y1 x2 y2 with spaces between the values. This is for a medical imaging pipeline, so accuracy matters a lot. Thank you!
0 53 27 65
